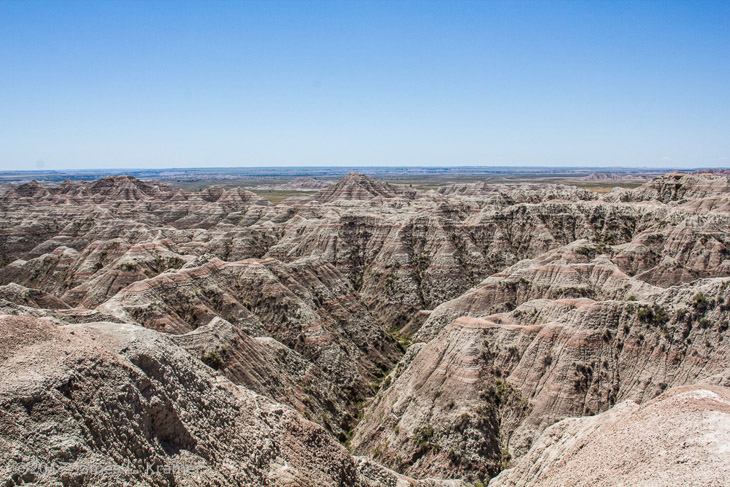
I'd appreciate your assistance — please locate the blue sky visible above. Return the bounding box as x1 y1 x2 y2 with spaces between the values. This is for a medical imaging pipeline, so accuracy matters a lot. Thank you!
1 0 729 170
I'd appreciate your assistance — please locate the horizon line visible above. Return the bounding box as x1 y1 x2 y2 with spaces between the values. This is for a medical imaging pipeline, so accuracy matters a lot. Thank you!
3 164 730 173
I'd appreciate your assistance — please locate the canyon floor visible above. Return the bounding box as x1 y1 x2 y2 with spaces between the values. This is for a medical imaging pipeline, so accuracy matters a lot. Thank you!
2 170 730 486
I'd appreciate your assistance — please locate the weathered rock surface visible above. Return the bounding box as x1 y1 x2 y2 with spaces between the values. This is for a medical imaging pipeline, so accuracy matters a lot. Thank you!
315 172 410 202
0 314 462 487
2 171 730 486
352 240 730 483
489 385 730 487
275 177 334 191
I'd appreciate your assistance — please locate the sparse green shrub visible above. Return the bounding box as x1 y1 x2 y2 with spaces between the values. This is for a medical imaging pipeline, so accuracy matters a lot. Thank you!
166 256 185 269
412 424 437 453
201 347 227 370
498 448 512 470
388 328 412 352
573 363 593 391
637 306 653 323
448 447 459 463
575 246 594 257
637 305 669 326
385 274 397 294
692 293 710 313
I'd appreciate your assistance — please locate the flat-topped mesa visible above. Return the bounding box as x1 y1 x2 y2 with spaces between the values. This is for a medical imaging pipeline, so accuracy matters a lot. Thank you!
314 172 406 202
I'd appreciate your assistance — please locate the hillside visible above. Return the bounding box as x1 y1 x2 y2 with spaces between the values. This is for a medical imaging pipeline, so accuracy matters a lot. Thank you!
2 171 730 486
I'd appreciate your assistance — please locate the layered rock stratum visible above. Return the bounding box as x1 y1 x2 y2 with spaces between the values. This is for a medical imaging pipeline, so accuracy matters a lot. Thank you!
1 171 730 486
275 177 334 191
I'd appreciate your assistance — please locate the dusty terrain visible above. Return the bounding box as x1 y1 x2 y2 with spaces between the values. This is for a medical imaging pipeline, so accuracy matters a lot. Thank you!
1 170 730 486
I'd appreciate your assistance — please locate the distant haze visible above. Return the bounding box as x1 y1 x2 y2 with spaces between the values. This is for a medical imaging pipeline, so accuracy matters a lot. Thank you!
0 1 728 170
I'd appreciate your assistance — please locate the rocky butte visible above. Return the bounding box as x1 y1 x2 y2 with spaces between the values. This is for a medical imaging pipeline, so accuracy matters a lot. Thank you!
1 171 730 486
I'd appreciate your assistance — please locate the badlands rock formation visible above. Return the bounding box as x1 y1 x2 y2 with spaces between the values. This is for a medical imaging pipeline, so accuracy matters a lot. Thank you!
1 171 730 486
275 177 334 191
489 385 730 486
0 314 459 487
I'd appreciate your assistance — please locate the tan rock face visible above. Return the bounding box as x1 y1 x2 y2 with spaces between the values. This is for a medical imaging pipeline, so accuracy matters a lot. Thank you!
315 172 409 202
2 171 730 485
0 315 361 486
489 385 730 487
275 177 334 191
353 241 730 483
0 315 461 487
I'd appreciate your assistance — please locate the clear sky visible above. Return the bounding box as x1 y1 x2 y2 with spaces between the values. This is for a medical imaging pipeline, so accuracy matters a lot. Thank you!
1 0 729 170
